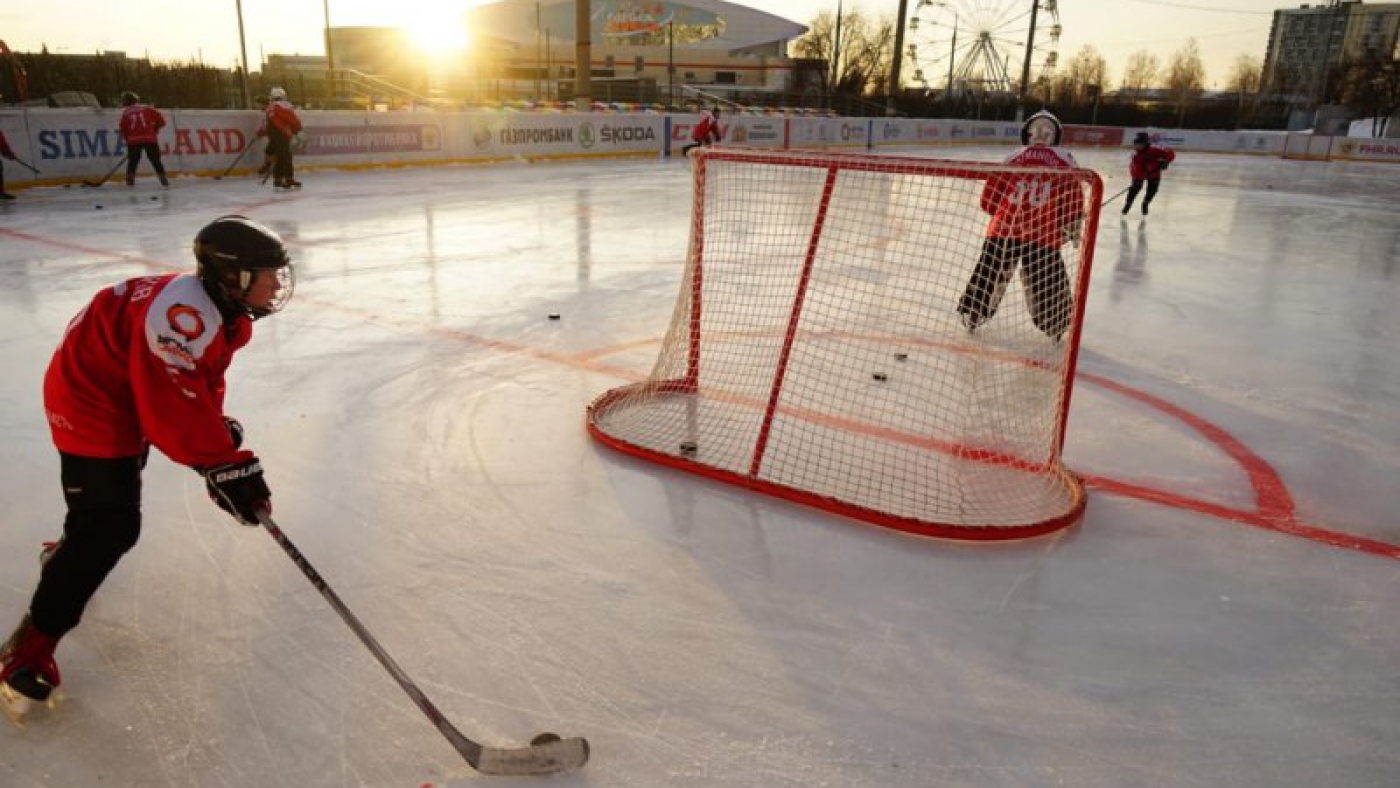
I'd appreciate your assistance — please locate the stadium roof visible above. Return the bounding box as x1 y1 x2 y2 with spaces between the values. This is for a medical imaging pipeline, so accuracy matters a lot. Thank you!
469 0 807 52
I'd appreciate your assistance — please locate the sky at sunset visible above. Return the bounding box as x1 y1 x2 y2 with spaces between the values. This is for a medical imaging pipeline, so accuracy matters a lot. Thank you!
2 1 1286 89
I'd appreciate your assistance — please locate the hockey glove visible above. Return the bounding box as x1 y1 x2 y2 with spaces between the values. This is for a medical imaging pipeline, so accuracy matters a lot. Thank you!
204 457 271 526
224 416 244 449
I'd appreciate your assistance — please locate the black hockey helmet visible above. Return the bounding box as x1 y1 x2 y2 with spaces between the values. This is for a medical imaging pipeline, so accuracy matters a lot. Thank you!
1133 131 1152 146
121 91 140 106
1020 109 1063 146
193 215 294 320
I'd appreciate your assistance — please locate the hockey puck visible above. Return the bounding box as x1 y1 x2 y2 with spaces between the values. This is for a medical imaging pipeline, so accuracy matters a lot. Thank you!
894 353 908 362
548 313 561 320
150 196 159 201
531 733 561 746
94 205 103 210
63 184 72 189
679 441 698 455
872 372 888 381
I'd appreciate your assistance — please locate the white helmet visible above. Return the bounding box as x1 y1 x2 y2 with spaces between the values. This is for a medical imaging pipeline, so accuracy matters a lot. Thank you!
269 87 287 100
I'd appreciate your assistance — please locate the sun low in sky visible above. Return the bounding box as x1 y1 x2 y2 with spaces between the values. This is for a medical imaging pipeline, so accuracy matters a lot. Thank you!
403 11 473 59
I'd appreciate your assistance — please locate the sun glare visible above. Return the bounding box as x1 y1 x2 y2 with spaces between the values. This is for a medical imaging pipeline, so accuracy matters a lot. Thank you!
405 14 470 58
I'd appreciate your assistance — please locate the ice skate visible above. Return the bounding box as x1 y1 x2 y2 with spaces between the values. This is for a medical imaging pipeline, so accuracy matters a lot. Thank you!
0 617 61 727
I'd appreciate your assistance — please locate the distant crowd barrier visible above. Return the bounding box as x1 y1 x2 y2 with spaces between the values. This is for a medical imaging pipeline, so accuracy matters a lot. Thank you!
1282 132 1400 163
2 107 1390 188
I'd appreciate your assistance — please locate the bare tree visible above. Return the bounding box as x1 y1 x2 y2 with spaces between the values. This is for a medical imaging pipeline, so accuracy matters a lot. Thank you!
793 9 895 96
793 11 838 93
1340 55 1400 137
1121 50 1160 101
1165 39 1206 126
1226 54 1262 127
1057 45 1109 106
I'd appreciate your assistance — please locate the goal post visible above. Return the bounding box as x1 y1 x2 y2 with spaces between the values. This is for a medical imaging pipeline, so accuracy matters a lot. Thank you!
587 147 1104 540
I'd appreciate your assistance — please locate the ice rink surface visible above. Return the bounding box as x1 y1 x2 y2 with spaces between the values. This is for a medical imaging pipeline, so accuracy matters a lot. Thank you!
1 146 1397 787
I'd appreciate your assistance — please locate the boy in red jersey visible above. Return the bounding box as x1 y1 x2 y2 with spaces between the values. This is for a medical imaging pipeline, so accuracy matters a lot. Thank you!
1122 131 1176 216
262 87 304 189
681 107 723 156
118 91 169 187
0 216 294 724
957 110 1085 340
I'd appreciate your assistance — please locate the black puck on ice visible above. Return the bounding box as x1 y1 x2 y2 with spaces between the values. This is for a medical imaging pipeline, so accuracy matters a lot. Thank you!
150 196 159 201
94 205 103 210
531 733 562 746
679 441 698 455
872 372 888 381
894 353 908 362
548 313 561 320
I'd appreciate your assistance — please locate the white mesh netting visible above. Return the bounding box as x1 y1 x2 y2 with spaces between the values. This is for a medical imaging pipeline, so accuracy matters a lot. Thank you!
587 147 1103 539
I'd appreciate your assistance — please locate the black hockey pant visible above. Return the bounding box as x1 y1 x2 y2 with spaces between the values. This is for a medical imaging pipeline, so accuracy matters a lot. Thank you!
28 453 146 639
125 143 168 184
266 130 295 180
1122 178 1160 211
957 237 1072 339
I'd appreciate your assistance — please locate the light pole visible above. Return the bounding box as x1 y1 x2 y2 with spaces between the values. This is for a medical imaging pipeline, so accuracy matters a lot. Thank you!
831 0 844 107
323 0 335 105
1016 0 1041 121
575 0 591 110
886 0 910 116
234 0 251 108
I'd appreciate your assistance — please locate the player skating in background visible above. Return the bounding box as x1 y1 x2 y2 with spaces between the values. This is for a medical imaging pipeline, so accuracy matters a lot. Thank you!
262 87 304 189
119 91 169 187
957 110 1085 340
681 107 723 156
254 95 277 179
1122 131 1175 216
0 216 293 725
0 124 17 199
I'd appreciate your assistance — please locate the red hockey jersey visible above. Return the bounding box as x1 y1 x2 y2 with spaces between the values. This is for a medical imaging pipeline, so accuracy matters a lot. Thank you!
265 100 303 137
43 273 253 468
1129 144 1175 179
979 145 1084 248
119 105 166 145
691 113 721 143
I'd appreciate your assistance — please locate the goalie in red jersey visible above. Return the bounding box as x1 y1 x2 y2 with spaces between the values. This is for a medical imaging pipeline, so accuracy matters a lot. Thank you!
0 216 294 724
957 110 1085 340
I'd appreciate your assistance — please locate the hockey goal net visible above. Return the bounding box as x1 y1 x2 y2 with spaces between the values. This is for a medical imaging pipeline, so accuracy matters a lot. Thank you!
587 147 1103 540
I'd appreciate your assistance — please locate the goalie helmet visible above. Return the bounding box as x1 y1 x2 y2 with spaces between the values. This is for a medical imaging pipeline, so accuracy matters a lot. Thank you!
269 86 287 100
1020 110 1063 146
193 215 294 320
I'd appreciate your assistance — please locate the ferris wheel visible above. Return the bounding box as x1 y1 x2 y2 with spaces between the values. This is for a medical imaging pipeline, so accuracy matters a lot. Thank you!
906 0 1062 97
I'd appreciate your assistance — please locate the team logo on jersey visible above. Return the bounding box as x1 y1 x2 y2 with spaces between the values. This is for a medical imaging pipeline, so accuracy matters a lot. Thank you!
167 304 206 341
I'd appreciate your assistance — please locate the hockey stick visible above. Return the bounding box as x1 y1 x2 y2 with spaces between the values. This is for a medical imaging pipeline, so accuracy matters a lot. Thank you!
1100 185 1132 208
9 157 40 175
82 156 128 188
213 138 256 180
254 512 589 775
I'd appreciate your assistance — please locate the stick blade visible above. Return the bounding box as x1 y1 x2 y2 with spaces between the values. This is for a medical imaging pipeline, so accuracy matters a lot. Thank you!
473 736 590 775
